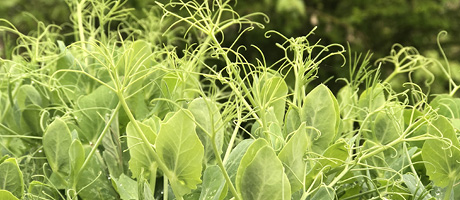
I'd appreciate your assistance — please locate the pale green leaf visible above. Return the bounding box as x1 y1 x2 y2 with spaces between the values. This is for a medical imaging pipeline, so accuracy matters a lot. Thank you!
0 190 18 200
189 98 224 165
311 185 335 200
43 118 72 177
224 139 253 186
127 117 158 179
199 165 227 200
156 109 204 197
77 145 118 200
422 116 460 188
278 123 308 192
301 84 340 154
0 158 23 199
69 139 85 180
113 174 139 200
402 173 432 200
237 139 291 199
74 84 117 142
358 84 386 121
28 181 60 200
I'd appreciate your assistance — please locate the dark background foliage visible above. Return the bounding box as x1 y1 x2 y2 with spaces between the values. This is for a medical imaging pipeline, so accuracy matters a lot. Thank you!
2 0 460 92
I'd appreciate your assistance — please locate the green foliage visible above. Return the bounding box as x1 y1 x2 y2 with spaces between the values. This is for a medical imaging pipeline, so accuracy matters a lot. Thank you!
1 0 460 199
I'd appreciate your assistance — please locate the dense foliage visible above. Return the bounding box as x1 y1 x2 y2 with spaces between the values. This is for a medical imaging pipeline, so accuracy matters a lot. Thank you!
1 0 460 199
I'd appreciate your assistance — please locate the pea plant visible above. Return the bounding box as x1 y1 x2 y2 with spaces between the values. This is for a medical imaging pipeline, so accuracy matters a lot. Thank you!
1 0 460 199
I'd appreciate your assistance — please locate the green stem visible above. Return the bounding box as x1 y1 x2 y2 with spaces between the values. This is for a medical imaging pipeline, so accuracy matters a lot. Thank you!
76 0 88 67
163 176 168 200
223 118 241 164
444 181 454 200
117 92 172 178
383 69 399 83
74 103 120 189
211 129 241 200
359 136 404 161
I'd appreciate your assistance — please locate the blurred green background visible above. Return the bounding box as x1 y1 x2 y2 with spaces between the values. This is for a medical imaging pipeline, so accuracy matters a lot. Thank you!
1 0 460 94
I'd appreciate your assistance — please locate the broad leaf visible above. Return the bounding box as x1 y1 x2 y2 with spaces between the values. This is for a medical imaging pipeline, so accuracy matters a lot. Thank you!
69 139 85 182
28 181 60 200
199 165 227 200
301 84 340 154
43 118 72 177
224 139 254 185
365 103 404 145
253 74 288 125
127 117 159 179
77 145 118 199
0 190 18 200
0 158 23 199
402 173 432 200
284 106 301 137
311 185 335 200
189 98 224 165
278 123 308 192
358 84 386 121
237 138 291 199
156 109 204 197
112 174 139 200
74 84 117 142
422 116 460 188
430 94 460 119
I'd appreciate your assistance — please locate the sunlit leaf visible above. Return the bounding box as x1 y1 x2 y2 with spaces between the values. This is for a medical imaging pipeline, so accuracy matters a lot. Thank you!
237 138 291 199
156 109 204 197
301 84 340 154
422 116 460 188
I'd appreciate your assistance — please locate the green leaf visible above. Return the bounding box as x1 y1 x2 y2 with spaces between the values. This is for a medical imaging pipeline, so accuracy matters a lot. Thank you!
43 118 72 177
278 123 308 192
189 98 225 165
28 181 60 200
301 84 340 154
121 40 154 120
0 158 23 199
284 106 301 137
402 173 432 200
113 174 139 200
237 138 291 199
422 116 460 188
77 145 118 200
254 75 288 125
126 117 158 179
69 139 85 181
305 140 349 188
358 84 386 121
16 85 42 109
74 84 117 142
16 85 43 134
0 190 18 200
337 85 358 133
366 103 404 145
224 139 253 186
199 165 227 200
430 94 460 119
156 109 204 197
102 115 124 179
310 185 335 200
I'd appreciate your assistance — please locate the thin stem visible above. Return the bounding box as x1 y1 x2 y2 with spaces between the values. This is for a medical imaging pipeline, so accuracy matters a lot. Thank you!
117 91 172 178
163 175 168 200
211 127 241 200
75 103 120 188
76 0 88 67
